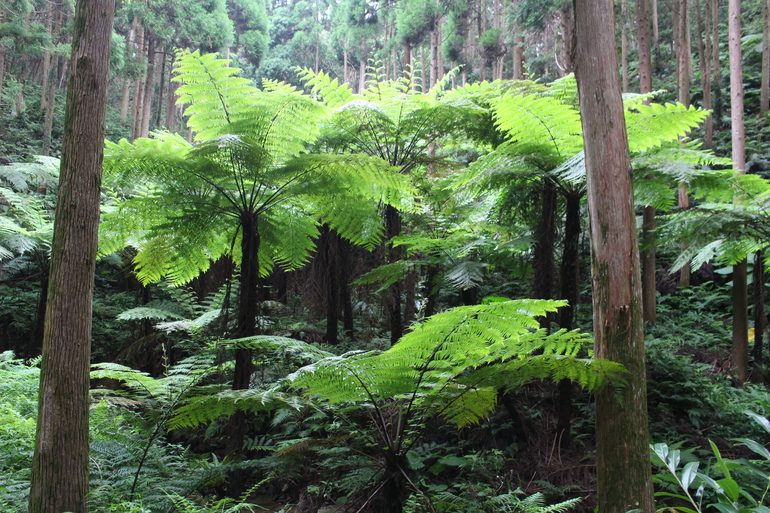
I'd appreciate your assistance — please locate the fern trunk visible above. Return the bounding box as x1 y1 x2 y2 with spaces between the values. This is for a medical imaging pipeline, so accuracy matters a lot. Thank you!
386 205 403 345
227 210 260 491
753 250 766 365
556 190 581 449
533 178 557 327
574 0 655 511
28 0 115 509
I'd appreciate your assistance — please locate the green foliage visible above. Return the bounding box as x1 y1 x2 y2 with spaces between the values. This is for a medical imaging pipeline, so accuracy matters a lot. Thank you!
0 351 38 510
291 299 623 428
651 412 770 513
281 300 622 511
103 51 410 293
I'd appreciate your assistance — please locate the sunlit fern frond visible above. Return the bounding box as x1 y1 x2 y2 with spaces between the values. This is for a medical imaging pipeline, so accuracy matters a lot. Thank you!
173 50 259 139
625 102 709 153
492 93 584 162
297 67 360 108
289 300 625 428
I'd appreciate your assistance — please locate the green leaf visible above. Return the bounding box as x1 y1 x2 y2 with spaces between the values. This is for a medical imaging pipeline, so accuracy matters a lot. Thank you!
716 478 740 502
744 411 770 435
681 461 700 489
710 440 732 479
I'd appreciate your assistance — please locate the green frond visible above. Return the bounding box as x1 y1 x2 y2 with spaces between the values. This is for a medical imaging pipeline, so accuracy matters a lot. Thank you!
297 67 359 108
168 387 307 431
443 260 486 291
625 102 709 153
353 260 416 292
288 300 623 428
117 301 189 322
228 335 334 361
492 93 584 161
173 50 259 137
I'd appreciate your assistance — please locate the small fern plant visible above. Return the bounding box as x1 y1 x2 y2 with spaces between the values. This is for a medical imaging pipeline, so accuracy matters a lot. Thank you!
285 298 625 513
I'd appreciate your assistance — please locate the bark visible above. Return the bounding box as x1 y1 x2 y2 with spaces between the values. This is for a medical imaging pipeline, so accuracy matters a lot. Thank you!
339 236 354 337
621 0 629 93
711 0 722 130
574 1 655 512
120 19 137 123
165 53 178 130
28 0 115 509
652 0 659 47
753 251 766 365
762 0 770 114
40 0 53 114
675 0 692 289
140 36 155 138
321 225 339 343
386 204 403 345
0 45 6 108
533 179 558 321
154 48 166 128
226 210 261 494
556 190 582 449
512 0 525 80
0 13 5 104
700 0 714 148
637 0 657 322
729 0 748 386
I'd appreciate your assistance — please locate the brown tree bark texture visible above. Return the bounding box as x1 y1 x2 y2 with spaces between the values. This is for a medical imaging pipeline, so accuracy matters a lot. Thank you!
28 0 115 509
574 0 655 511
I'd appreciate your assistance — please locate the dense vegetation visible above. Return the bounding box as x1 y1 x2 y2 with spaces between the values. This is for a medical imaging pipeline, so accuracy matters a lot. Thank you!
2 0 770 512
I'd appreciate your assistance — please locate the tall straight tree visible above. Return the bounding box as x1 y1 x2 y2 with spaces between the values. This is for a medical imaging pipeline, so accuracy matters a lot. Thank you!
28 0 115 510
637 0 657 323
574 0 655 512
729 0 748 385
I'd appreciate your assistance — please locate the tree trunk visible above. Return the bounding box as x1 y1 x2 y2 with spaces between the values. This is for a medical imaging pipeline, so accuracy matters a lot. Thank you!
762 0 770 114
154 48 166 128
140 36 155 138
636 0 657 323
652 0 659 48
753 251 766 365
339 236 354 337
712 0 722 130
533 179 557 323
165 53 178 130
574 1 655 512
321 225 339 343
621 0 629 93
556 190 582 449
226 211 261 494
512 0 525 80
675 0 692 289
40 0 53 114
27 0 115 509
700 0 714 148
120 19 137 123
729 0 748 386
386 204 403 345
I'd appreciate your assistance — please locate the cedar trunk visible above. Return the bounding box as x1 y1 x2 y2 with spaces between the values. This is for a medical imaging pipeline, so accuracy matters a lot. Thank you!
729 0 748 385
27 0 115 509
574 1 655 512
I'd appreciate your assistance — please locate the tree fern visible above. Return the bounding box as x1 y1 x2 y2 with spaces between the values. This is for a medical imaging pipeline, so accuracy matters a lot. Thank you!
280 299 622 511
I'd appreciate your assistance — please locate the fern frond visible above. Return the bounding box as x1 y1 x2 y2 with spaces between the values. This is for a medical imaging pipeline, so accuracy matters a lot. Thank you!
492 94 584 162
289 300 624 428
625 102 709 153
168 387 308 430
297 67 359 108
